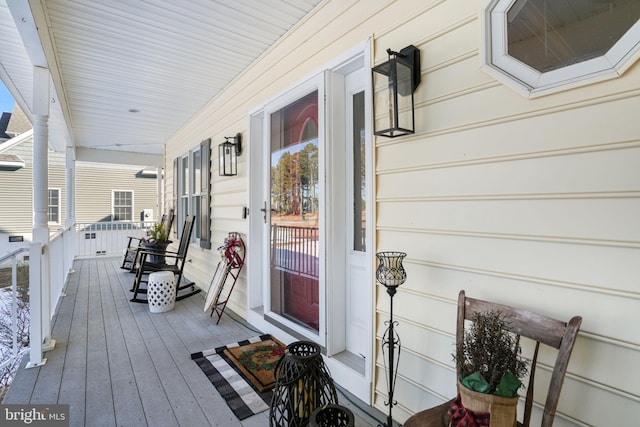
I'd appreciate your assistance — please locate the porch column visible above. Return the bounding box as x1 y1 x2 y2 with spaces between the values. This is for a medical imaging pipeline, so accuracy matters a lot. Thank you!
65 145 77 275
28 66 54 368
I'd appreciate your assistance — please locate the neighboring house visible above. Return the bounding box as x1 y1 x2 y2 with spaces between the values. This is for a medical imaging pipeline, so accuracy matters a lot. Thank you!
0 111 159 254
0 112 10 142
163 2 639 426
4 104 30 139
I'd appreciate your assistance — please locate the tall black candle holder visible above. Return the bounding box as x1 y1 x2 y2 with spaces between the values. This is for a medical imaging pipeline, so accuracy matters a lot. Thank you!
269 341 338 427
376 251 407 427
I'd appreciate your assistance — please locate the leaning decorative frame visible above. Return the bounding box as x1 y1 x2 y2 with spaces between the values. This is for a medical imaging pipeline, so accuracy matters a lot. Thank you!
204 232 245 323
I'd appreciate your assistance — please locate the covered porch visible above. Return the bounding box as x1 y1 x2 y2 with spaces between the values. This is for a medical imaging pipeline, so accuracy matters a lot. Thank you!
1 1 638 426
3 256 382 426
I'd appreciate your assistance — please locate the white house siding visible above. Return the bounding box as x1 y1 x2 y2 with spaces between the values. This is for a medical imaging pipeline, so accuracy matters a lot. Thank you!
0 138 66 251
0 139 39 236
0 143 158 254
74 162 158 223
163 1 639 426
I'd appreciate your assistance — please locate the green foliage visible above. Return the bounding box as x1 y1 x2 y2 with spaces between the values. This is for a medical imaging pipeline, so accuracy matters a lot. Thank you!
148 222 169 242
270 142 319 217
455 310 528 395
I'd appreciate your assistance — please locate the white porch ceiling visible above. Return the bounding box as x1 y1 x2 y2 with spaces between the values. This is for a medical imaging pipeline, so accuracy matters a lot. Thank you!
0 0 322 162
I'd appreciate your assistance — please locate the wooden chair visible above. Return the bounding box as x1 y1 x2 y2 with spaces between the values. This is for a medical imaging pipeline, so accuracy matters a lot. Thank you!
121 210 174 271
404 290 581 427
130 215 199 303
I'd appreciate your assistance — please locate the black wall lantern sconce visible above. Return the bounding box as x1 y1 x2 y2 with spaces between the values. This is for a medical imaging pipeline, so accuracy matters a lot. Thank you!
372 45 421 138
218 133 242 176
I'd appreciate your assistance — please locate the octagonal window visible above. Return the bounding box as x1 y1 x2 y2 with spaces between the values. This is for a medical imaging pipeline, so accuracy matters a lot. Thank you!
483 0 640 97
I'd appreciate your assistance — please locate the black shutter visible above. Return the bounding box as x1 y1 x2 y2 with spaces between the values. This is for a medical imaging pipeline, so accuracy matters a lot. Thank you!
173 158 178 238
199 138 211 249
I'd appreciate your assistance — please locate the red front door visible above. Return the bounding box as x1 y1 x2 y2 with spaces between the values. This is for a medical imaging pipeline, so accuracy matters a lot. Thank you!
269 91 320 331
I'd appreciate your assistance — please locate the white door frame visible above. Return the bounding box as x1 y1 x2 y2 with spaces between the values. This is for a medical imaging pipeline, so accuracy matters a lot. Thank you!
246 39 374 403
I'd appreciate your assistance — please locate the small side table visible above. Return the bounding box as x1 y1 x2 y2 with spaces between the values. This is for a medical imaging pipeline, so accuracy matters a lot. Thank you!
147 271 176 313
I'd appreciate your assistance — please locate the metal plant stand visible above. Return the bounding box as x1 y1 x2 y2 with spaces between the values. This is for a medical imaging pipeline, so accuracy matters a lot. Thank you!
376 251 407 427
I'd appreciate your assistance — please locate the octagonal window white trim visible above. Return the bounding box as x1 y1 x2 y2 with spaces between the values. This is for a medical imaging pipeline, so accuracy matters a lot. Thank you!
482 0 640 98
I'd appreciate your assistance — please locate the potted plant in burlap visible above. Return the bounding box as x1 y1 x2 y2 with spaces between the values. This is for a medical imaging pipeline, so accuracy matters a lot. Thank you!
452 311 528 427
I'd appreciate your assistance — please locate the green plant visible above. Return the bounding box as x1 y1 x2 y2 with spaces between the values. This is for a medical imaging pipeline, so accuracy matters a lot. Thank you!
147 222 169 242
455 310 528 396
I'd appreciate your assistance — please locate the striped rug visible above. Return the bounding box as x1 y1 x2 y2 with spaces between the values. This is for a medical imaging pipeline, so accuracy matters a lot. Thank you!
191 334 282 420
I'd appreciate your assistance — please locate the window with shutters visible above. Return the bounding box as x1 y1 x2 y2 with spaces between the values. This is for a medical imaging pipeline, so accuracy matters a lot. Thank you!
175 139 211 248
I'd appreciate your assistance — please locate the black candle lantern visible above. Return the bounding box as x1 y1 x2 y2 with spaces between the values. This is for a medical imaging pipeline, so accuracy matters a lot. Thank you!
372 45 421 138
376 251 407 427
309 404 355 427
269 341 338 427
218 133 242 176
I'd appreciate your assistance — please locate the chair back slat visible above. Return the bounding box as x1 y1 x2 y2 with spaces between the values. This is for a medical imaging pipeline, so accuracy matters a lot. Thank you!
541 316 581 427
177 215 195 258
456 290 582 427
161 209 175 236
523 341 540 427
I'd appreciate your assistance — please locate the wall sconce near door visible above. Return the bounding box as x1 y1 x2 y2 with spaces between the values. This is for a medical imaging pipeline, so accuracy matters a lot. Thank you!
218 133 242 176
372 45 421 138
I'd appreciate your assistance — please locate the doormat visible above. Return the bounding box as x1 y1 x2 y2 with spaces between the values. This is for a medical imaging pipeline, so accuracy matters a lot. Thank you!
190 334 285 420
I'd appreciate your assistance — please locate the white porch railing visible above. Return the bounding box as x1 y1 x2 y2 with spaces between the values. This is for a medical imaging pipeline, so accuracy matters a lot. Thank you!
49 226 76 314
74 221 154 258
1 221 154 371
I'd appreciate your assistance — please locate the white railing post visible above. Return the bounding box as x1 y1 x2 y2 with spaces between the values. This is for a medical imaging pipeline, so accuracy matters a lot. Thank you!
11 255 18 359
27 243 45 368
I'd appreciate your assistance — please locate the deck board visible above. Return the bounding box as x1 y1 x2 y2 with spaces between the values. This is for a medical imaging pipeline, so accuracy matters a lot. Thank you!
96 259 146 426
4 256 382 426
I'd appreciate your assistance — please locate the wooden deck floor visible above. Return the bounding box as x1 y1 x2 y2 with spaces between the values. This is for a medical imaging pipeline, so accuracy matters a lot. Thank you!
4 257 383 426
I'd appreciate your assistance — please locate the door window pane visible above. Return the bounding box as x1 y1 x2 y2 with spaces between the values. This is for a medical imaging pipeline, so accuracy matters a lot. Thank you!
270 90 320 331
352 91 366 252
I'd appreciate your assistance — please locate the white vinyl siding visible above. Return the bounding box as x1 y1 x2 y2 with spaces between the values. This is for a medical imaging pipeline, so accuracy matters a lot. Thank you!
372 3 640 426
74 163 157 223
162 1 640 425
0 138 65 234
